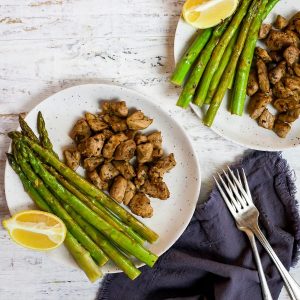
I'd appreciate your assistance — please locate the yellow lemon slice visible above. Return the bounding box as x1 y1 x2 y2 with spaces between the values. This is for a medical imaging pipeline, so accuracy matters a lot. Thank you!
183 0 239 29
3 210 66 251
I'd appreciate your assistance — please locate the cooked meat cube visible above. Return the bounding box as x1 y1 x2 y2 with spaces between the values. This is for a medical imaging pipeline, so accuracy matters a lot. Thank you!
269 61 286 84
141 179 170 200
112 160 136 179
259 23 272 39
274 120 291 138
102 133 128 159
110 176 127 203
87 170 108 190
83 157 103 172
149 153 176 179
134 133 148 145
295 20 300 34
273 81 294 98
152 148 164 160
78 133 105 157
283 46 300 66
257 109 275 130
123 181 136 205
278 108 300 123
134 164 148 188
255 47 272 63
147 131 162 149
285 30 300 48
274 15 288 29
101 101 128 117
284 76 300 91
64 149 81 170
266 30 294 51
114 140 136 161
127 111 153 130
294 63 300 77
273 97 299 112
248 92 272 119
85 112 108 132
128 193 153 218
269 51 282 63
124 130 137 140
136 143 153 163
101 129 114 140
247 69 259 96
99 162 119 181
70 118 91 143
103 114 128 132
256 59 270 92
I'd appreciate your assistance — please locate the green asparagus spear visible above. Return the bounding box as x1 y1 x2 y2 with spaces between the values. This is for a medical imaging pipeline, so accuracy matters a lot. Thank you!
203 0 261 126
205 30 239 105
231 0 277 115
19 115 39 143
194 0 253 106
22 136 159 243
46 166 145 244
21 142 158 267
176 18 231 109
171 28 213 86
6 153 102 282
64 203 141 280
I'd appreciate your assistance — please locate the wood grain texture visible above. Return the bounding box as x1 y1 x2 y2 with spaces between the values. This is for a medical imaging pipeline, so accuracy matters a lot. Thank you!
0 0 299 299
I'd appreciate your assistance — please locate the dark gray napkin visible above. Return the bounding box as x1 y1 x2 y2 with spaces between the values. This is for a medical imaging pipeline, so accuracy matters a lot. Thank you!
97 151 300 300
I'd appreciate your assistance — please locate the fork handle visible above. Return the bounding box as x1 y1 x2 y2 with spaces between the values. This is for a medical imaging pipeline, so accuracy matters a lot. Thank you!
244 229 273 300
252 225 300 300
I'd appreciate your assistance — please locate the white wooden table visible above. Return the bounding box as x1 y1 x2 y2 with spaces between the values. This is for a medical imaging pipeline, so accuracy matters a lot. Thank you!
0 1 299 299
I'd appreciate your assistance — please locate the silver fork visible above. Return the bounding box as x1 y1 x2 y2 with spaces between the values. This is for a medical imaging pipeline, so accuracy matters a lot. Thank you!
215 168 300 300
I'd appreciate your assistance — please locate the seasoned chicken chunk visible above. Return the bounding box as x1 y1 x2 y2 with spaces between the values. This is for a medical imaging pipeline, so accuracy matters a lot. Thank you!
274 120 291 138
283 46 300 66
124 130 137 140
285 30 300 48
78 133 105 157
274 15 288 30
284 76 300 91
134 133 148 145
278 108 300 123
102 132 128 159
112 160 136 179
101 101 128 117
294 63 300 77
248 92 272 119
295 20 300 35
127 111 153 130
110 176 127 203
134 164 148 188
70 118 91 142
255 47 272 63
259 23 272 39
83 157 103 172
269 51 282 62
273 97 299 112
269 61 286 84
147 131 162 149
141 179 170 200
114 140 136 161
103 114 128 132
123 181 136 205
64 149 81 170
149 153 176 179
85 112 108 132
266 30 294 50
247 69 259 96
99 162 119 181
256 59 270 92
136 143 153 163
87 170 108 190
258 109 275 130
152 148 164 159
273 81 294 99
128 193 153 218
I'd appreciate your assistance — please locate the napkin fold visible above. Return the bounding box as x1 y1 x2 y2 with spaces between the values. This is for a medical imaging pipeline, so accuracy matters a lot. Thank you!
97 151 300 300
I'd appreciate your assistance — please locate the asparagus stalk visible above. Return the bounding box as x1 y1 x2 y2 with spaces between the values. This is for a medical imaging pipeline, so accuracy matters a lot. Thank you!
64 203 141 280
176 18 231 109
46 166 145 244
19 115 39 143
21 142 158 267
203 0 261 126
6 153 102 282
171 28 213 86
231 0 277 115
22 136 159 243
194 0 253 106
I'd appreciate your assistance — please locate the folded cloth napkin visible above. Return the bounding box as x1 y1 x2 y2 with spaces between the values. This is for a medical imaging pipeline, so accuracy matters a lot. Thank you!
97 151 300 300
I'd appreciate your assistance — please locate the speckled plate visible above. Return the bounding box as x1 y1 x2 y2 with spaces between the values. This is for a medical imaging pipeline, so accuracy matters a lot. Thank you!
174 0 300 151
4 84 201 275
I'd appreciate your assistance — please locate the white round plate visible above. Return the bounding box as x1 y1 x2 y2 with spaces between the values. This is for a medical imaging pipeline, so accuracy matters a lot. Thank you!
4 84 201 274
174 0 300 151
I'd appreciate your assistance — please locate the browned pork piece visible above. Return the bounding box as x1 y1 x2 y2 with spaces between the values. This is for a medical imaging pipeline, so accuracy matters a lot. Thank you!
128 193 153 218
247 70 259 96
83 157 103 172
78 133 106 157
149 153 176 179
141 179 170 200
257 109 275 130
134 164 148 188
269 61 286 84
99 162 119 181
85 112 108 132
70 118 91 142
274 15 288 30
87 170 108 190
248 92 272 119
114 139 136 160
273 97 299 112
278 108 300 123
101 101 128 117
274 120 291 138
255 47 272 63
102 132 128 159
123 181 136 205
126 111 153 130
103 114 128 132
134 133 148 145
136 143 153 163
256 59 270 92
64 149 81 170
112 160 135 180
259 23 272 39
110 176 127 203
283 46 300 66
266 30 295 50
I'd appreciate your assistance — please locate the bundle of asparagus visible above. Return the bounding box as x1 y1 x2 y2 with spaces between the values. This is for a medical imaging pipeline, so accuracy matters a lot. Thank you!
172 0 280 126
7 113 159 282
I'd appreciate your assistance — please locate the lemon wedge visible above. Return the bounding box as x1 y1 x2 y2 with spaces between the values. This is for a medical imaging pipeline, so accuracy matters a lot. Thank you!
183 0 239 29
3 210 66 251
